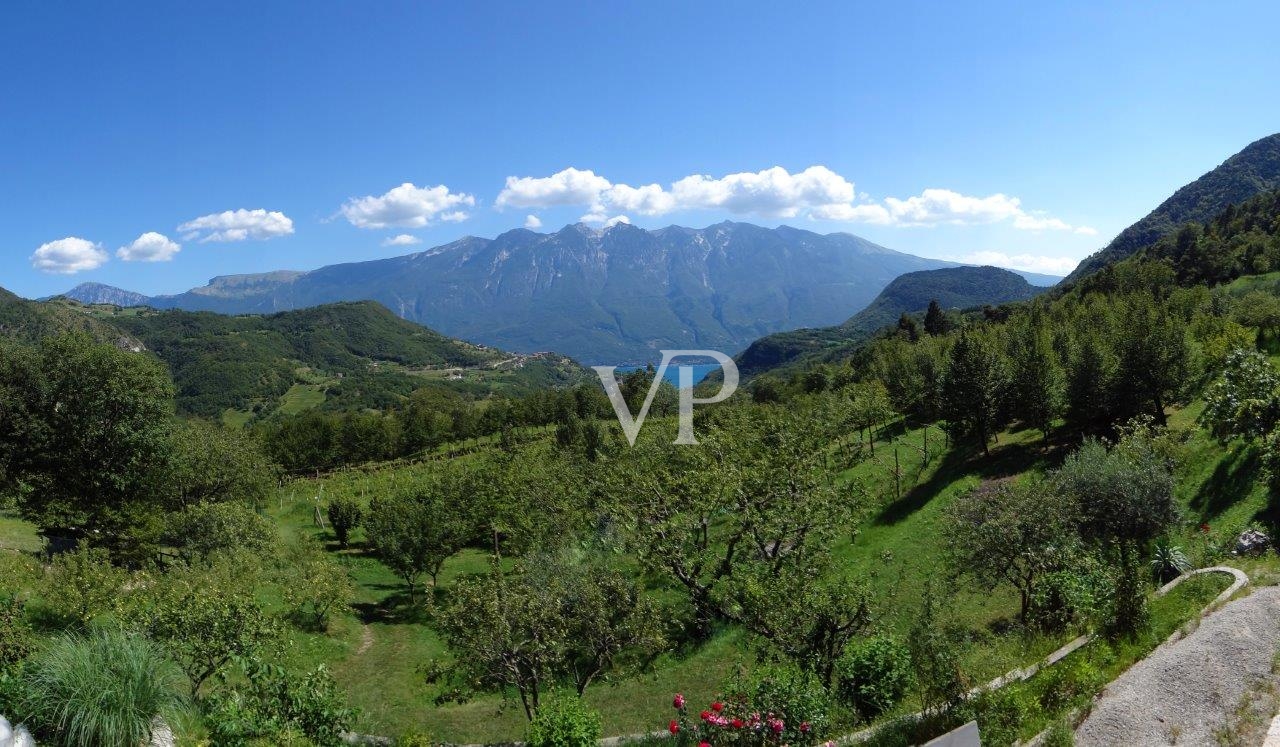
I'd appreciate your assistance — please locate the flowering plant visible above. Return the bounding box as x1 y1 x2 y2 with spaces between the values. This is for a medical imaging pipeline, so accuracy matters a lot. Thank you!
666 692 828 747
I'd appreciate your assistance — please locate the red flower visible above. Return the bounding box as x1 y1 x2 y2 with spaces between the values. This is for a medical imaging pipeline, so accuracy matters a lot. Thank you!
699 743 710 747
673 693 686 709
732 718 745 729
800 722 811 733
669 720 679 735
1200 523 1211 533
700 710 711 721
711 701 724 712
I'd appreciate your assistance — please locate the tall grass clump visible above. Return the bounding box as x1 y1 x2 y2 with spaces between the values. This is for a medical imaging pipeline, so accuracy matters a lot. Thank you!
17 629 182 747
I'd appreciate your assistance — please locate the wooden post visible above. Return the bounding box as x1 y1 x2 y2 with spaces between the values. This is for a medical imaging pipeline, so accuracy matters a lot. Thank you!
894 447 901 501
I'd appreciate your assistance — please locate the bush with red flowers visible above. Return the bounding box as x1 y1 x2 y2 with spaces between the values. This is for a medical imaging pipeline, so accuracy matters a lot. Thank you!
665 669 830 746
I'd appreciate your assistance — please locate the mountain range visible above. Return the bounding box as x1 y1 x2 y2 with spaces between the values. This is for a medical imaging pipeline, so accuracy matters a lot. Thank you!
55 222 1059 364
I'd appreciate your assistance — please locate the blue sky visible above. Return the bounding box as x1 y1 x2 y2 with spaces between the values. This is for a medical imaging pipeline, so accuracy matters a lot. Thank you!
3 1 1279 298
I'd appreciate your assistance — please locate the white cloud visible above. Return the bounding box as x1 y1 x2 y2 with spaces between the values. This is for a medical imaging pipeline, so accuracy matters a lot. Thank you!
30 237 109 274
381 234 422 247
524 215 543 229
494 165 1091 234
339 183 475 229
957 250 1081 276
495 168 612 209
497 165 855 220
884 189 1023 226
116 231 181 262
178 208 294 242
604 215 631 228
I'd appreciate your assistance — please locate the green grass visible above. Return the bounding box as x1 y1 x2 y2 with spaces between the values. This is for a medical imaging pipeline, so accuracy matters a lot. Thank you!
277 382 329 415
0 509 42 553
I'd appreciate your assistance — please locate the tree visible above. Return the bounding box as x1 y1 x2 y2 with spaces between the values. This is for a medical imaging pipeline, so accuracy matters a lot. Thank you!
907 582 967 715
326 495 363 548
1053 429 1177 548
1008 322 1064 437
281 538 354 632
1065 332 1115 435
365 484 472 601
133 555 280 697
1199 348 1280 441
924 300 950 337
0 334 175 558
164 419 276 509
941 330 1008 455
945 480 1078 623
43 546 128 626
162 501 279 564
435 554 663 719
610 404 859 640
897 313 921 342
1112 296 1191 427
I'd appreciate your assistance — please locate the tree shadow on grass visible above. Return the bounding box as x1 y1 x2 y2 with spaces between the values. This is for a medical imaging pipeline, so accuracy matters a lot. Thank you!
873 435 1059 526
1188 445 1264 523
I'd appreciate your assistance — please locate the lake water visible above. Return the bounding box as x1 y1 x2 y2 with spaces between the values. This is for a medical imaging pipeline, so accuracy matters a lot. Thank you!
613 363 721 386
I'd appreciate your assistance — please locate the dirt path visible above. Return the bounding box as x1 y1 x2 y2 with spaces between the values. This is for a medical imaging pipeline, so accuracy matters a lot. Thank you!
1075 584 1280 746
356 624 375 656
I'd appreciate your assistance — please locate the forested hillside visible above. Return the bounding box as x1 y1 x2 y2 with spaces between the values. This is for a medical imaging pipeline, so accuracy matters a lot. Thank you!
0 286 142 349
736 266 1043 378
1067 132 1280 281
83 300 587 419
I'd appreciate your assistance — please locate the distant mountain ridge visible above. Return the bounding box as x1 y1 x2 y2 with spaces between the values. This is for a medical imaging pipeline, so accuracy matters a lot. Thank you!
736 266 1045 377
54 221 1061 364
1067 132 1280 281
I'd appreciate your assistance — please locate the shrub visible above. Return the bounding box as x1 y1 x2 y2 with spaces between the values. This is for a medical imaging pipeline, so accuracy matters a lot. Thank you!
164 501 279 563
747 667 831 743
835 635 913 720
974 685 1031 747
281 538 354 631
16 630 182 747
1042 718 1075 747
205 658 355 746
1102 547 1149 641
527 692 602 747
326 496 362 548
0 594 33 672
1028 560 1106 634
1038 655 1106 715
42 546 127 626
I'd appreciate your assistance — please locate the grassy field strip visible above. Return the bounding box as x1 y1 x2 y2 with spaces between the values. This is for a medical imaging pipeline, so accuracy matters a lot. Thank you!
839 567 1247 745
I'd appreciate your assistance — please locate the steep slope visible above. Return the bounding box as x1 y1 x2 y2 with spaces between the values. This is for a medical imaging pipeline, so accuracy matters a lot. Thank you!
89 301 586 417
1067 132 1280 281
736 266 1044 377
68 222 960 363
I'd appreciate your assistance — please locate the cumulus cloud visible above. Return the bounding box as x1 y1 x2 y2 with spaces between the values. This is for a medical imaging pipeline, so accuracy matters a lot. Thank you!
30 237 109 274
495 168 612 209
117 232 181 262
382 234 422 247
494 165 1091 234
178 208 294 242
957 250 1081 276
339 183 475 229
524 215 543 229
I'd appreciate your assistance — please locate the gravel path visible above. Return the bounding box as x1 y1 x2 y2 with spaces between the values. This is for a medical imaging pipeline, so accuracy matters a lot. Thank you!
1075 584 1280 746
